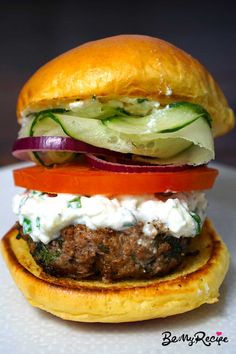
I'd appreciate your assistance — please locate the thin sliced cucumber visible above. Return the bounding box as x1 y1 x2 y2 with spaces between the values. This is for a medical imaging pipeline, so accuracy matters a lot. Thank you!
56 113 190 158
19 116 34 137
30 151 76 167
28 111 70 165
168 102 211 126
69 101 129 119
132 118 214 165
103 102 211 134
42 114 212 160
68 97 156 118
55 114 136 153
30 112 192 158
30 111 67 137
27 102 214 163
133 145 213 166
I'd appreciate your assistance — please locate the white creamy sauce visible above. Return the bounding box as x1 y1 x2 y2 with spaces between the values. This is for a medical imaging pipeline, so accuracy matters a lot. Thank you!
21 97 161 125
165 87 173 96
13 191 207 244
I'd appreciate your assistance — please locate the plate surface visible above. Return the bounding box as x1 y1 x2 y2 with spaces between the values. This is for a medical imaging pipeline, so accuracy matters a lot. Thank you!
0 162 235 354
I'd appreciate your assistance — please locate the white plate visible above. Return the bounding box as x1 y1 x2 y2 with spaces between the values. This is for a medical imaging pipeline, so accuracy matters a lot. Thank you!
0 162 235 354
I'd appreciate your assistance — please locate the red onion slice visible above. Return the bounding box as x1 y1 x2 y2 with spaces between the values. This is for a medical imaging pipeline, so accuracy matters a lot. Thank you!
86 154 193 173
12 136 123 160
13 137 197 172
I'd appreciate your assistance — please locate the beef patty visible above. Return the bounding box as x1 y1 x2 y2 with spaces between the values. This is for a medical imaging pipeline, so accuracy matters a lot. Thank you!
17 222 190 282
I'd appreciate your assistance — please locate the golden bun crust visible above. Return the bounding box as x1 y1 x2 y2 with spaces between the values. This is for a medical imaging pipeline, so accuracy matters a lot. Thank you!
17 35 234 137
0 219 229 323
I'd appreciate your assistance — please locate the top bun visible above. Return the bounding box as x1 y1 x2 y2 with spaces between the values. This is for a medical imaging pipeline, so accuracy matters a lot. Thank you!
17 35 234 137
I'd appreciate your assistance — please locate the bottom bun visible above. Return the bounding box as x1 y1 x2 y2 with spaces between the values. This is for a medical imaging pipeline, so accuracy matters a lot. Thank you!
0 219 230 323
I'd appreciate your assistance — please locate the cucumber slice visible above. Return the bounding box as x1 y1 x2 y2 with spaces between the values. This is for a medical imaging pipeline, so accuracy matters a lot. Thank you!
31 112 191 158
30 151 76 167
25 102 214 164
132 118 214 164
18 116 34 137
103 102 211 134
68 97 158 118
69 99 129 119
52 114 212 160
133 145 213 166
55 114 135 153
30 112 67 137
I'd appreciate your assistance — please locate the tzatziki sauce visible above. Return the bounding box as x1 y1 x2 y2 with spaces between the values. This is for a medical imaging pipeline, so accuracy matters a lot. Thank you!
13 191 207 244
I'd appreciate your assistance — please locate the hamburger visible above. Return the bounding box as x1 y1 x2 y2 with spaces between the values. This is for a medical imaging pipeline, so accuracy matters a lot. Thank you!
1 35 234 323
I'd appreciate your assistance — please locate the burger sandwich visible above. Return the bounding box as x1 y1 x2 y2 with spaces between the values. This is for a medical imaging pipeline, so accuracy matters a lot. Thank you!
1 35 234 322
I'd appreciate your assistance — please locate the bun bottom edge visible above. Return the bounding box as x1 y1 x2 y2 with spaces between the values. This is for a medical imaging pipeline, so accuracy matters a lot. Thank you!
0 218 230 323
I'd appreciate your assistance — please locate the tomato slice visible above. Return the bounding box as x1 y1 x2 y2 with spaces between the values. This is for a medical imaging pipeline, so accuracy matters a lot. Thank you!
13 163 218 195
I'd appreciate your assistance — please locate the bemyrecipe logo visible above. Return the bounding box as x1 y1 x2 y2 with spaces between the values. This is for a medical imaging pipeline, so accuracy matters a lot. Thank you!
161 330 229 347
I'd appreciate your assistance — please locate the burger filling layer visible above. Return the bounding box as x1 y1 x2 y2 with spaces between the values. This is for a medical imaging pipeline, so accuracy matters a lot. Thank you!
13 190 207 281
19 97 214 166
13 191 207 244
18 223 190 281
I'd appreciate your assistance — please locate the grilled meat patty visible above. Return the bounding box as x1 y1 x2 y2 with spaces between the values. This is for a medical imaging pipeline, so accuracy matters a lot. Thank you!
17 222 190 282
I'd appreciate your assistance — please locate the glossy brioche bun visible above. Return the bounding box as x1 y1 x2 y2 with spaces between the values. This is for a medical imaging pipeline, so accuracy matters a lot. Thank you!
17 35 234 137
0 219 229 323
